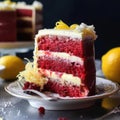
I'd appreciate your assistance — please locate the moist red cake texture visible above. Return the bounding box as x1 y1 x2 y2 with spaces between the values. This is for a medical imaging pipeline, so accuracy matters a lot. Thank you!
0 10 17 42
20 21 97 98
37 35 96 97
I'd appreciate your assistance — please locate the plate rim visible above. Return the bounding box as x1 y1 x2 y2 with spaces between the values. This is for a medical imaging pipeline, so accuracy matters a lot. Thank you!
5 77 120 102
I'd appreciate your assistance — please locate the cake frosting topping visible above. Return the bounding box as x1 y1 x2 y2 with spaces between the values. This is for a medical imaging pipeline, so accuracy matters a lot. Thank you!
0 0 16 10
32 1 43 9
17 1 43 10
54 20 97 40
16 2 26 6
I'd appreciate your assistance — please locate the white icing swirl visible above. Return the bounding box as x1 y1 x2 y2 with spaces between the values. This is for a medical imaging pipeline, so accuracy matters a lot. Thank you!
16 2 26 7
75 23 97 40
32 1 43 9
75 23 95 33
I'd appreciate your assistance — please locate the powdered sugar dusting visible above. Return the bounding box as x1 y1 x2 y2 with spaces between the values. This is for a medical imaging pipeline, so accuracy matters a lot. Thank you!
0 78 28 120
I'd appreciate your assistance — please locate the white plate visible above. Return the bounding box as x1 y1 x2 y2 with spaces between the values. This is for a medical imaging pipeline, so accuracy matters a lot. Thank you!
5 77 119 110
0 42 34 49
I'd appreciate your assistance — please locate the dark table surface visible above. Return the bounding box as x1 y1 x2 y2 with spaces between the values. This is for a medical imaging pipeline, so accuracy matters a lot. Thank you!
0 60 120 120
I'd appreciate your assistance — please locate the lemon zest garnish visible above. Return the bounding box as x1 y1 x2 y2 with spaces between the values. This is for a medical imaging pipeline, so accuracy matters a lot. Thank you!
54 20 79 30
70 24 79 30
54 20 69 30
4 0 16 5
17 59 47 90
54 20 97 40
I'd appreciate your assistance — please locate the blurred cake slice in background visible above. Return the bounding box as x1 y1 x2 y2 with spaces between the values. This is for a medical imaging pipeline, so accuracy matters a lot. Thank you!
0 0 43 42
16 1 43 41
0 1 17 42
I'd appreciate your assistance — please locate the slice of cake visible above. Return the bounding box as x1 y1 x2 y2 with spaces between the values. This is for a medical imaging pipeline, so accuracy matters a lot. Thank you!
0 0 43 42
16 1 43 41
0 1 16 42
18 20 97 97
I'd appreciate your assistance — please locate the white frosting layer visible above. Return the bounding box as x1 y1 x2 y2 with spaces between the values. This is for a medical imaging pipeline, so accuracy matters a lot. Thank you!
32 1 43 9
36 23 97 40
17 1 43 10
0 1 43 10
75 23 95 33
40 69 81 86
0 2 16 10
37 50 83 65
36 29 83 40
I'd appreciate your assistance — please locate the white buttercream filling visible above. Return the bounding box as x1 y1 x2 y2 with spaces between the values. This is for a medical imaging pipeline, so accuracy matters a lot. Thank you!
17 17 32 21
37 50 84 65
40 69 81 86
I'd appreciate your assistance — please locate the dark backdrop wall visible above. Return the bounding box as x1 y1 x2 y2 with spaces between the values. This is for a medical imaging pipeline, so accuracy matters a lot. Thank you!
1 0 120 59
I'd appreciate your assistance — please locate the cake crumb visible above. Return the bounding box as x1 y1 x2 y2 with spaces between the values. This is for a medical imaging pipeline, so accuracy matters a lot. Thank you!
38 106 45 115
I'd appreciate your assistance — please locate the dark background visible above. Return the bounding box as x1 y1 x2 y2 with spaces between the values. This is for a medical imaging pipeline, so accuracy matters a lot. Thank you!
1 0 120 59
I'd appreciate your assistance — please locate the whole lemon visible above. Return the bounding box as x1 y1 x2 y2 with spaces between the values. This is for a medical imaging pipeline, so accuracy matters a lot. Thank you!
102 97 120 110
101 47 120 83
0 55 25 80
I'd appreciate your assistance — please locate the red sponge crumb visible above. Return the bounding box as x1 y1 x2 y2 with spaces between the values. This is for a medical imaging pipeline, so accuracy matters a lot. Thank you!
23 82 40 91
38 106 45 115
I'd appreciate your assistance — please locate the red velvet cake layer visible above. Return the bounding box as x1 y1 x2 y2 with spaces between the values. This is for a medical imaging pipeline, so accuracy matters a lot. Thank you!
0 30 16 42
16 9 33 41
23 73 95 97
0 11 16 20
41 72 95 96
16 9 32 17
0 11 16 42
16 9 43 41
44 79 89 97
37 35 94 58
37 56 95 78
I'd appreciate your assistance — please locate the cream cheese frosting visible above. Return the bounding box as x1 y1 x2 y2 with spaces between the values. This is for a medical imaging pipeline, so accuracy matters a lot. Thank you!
37 50 84 65
0 1 16 11
36 25 97 41
17 1 43 10
0 0 43 10
32 1 43 10
54 20 97 40
39 69 81 86
36 29 83 40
